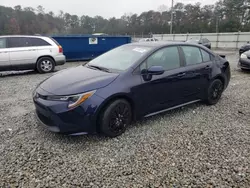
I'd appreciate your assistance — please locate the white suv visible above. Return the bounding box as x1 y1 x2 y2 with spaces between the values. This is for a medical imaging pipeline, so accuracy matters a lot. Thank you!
0 35 66 73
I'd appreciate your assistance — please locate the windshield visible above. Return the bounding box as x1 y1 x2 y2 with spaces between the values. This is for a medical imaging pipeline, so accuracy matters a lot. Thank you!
87 45 152 71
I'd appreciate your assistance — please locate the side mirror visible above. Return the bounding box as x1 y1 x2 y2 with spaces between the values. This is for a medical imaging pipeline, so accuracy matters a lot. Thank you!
147 66 164 75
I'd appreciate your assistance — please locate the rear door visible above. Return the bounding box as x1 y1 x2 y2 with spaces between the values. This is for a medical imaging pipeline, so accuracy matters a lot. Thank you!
0 38 10 70
8 37 38 67
179 45 213 101
29 37 54 57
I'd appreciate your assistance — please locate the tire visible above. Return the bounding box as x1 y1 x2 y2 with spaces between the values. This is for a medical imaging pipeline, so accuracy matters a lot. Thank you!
99 99 132 138
36 57 55 74
206 79 224 105
241 68 250 72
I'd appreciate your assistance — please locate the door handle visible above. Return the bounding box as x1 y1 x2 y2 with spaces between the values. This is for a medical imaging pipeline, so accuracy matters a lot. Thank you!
177 72 186 77
205 65 211 69
29 49 36 51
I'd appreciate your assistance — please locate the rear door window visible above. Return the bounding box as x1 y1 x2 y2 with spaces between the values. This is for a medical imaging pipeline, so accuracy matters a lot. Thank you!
200 49 211 62
8 37 32 48
29 38 51 46
0 38 6 49
181 46 203 65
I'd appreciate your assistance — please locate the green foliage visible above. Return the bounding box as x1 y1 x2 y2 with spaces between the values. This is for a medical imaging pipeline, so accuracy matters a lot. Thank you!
0 1 250 35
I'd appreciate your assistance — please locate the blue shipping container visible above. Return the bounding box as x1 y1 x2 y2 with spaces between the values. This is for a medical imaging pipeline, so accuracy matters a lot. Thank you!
51 35 131 61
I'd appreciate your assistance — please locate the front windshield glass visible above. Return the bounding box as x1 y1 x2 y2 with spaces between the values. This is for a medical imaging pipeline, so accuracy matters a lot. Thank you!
87 45 152 71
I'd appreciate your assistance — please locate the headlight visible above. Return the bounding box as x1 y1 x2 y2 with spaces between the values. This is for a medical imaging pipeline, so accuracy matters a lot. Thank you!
240 53 248 59
46 90 96 109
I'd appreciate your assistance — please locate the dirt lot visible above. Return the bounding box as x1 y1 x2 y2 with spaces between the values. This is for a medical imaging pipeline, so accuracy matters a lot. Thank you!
0 50 250 187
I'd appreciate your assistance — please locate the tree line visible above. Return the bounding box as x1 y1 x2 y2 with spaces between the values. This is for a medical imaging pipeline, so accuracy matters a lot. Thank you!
0 0 250 36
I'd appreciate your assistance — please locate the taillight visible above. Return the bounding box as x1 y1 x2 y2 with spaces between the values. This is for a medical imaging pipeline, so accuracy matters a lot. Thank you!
58 45 63 53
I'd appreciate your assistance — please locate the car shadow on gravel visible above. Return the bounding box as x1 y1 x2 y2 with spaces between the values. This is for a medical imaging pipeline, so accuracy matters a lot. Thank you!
132 102 204 128
238 69 250 74
35 102 206 144
35 123 111 144
0 69 61 78
0 70 39 78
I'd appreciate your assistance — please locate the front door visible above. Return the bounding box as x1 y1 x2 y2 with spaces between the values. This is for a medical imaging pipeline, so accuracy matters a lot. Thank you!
8 37 37 68
134 46 188 116
0 38 10 70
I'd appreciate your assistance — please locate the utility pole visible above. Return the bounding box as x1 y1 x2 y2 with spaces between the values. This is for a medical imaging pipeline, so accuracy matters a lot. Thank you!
216 16 219 33
170 0 174 34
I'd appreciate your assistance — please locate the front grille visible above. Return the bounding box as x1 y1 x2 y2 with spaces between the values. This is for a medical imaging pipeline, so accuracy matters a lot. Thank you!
240 62 250 69
37 111 55 127
240 61 250 68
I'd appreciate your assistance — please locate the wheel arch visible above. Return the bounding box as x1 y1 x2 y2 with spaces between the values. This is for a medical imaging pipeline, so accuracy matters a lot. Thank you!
36 55 56 65
94 93 136 132
213 75 225 86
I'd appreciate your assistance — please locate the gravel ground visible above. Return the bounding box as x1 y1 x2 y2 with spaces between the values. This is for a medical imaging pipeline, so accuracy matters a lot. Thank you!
0 51 250 187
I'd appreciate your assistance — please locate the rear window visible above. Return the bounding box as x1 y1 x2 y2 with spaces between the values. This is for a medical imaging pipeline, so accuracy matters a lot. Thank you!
49 38 60 46
30 38 51 46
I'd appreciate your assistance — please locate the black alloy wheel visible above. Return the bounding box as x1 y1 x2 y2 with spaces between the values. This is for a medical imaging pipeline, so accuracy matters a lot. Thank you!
100 99 132 137
206 79 224 105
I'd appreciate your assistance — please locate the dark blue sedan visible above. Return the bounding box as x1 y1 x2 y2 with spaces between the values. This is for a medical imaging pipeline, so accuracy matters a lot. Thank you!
33 42 231 137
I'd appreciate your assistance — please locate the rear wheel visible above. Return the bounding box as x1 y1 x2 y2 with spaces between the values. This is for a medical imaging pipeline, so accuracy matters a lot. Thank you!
206 79 224 105
99 99 132 137
36 57 55 74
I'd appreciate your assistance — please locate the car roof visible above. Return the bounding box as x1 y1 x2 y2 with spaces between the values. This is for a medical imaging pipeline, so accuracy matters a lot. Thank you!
0 35 49 39
128 41 202 48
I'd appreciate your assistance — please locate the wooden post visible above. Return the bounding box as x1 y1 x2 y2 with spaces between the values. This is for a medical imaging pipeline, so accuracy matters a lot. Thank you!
216 32 219 49
236 31 240 49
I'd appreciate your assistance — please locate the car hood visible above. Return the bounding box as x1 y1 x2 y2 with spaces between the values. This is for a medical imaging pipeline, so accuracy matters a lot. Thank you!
38 66 119 95
243 50 250 57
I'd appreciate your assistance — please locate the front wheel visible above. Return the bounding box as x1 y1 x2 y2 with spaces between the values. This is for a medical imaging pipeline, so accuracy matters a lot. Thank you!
36 57 55 74
99 99 132 137
241 68 250 72
206 79 224 105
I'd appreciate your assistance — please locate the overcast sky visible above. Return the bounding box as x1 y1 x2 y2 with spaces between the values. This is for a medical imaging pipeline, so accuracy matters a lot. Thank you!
2 0 217 18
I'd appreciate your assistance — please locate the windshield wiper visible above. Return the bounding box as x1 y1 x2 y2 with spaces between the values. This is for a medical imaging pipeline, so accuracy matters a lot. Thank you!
86 65 111 73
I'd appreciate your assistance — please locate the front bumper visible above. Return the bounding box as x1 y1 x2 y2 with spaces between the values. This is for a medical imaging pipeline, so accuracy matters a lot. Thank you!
54 54 66 66
239 49 245 56
33 91 104 134
238 58 250 69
